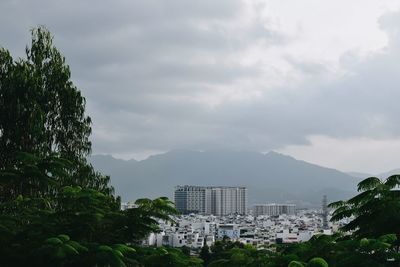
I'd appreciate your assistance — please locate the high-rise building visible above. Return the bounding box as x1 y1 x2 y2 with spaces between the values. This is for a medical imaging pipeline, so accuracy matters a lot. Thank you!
174 185 247 216
211 187 248 216
253 203 296 217
174 185 211 214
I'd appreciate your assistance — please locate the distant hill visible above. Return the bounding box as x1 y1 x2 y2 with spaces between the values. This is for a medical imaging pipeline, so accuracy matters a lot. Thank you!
346 171 372 180
89 150 359 207
377 169 400 179
347 169 400 180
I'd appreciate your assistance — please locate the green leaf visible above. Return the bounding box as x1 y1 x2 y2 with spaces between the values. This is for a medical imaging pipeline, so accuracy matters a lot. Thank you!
98 245 113 252
289 261 305 267
357 177 382 192
45 237 63 246
62 243 79 255
385 175 400 188
67 240 88 252
113 244 136 254
57 234 70 242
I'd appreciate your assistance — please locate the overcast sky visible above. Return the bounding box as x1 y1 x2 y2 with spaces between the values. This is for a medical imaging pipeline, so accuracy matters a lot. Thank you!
2 0 400 173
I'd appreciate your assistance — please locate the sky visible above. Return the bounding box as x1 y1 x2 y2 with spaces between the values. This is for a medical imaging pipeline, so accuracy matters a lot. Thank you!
1 0 400 174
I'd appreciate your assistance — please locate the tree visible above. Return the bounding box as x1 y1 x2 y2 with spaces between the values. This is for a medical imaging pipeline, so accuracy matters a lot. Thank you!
0 28 187 267
329 175 400 240
0 151 183 266
207 240 273 267
0 27 91 165
0 26 112 199
277 233 400 267
306 257 328 267
288 261 305 267
181 246 191 256
137 247 203 267
288 258 328 267
200 243 211 266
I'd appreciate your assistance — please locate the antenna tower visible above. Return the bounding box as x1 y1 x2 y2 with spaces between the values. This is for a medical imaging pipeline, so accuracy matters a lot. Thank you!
322 195 329 229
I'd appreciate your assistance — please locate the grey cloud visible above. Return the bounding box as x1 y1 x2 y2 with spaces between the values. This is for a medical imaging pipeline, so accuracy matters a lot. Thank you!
1 1 400 158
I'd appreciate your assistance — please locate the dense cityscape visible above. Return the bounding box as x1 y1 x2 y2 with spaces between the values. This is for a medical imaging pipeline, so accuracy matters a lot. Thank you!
121 187 342 254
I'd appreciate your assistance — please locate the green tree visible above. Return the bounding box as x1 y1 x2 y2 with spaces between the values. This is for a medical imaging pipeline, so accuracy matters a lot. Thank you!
330 175 400 240
0 27 189 267
306 257 328 267
181 246 191 256
137 247 203 267
288 261 305 267
207 241 273 267
0 154 187 266
0 26 112 199
0 27 91 164
200 243 211 266
279 233 399 267
0 152 182 266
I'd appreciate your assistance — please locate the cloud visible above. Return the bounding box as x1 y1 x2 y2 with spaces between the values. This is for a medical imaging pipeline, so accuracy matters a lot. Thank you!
1 0 400 172
278 135 400 174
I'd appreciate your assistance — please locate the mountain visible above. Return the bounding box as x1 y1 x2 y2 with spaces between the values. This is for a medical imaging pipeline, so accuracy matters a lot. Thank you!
377 169 400 179
347 169 400 180
346 171 372 180
89 150 358 207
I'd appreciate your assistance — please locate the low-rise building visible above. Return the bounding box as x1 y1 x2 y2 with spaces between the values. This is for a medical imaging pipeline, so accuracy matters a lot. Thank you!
253 203 296 217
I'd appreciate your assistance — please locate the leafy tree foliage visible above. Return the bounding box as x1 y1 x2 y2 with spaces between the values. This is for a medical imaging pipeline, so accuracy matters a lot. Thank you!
135 247 202 267
281 234 399 267
0 27 112 199
277 176 400 267
199 243 211 265
0 152 184 266
288 257 328 267
206 240 273 267
329 175 400 239
0 27 90 163
288 261 306 267
0 28 195 267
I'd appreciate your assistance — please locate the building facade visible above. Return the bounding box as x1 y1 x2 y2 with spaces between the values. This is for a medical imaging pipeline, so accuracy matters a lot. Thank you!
174 185 211 214
174 185 247 216
253 203 296 217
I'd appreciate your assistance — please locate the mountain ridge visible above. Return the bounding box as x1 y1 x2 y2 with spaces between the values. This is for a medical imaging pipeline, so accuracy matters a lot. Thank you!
89 150 359 207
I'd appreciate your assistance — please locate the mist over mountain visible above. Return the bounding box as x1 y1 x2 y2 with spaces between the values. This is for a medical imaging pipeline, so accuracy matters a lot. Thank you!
346 169 400 180
346 171 372 179
89 150 359 207
376 169 400 179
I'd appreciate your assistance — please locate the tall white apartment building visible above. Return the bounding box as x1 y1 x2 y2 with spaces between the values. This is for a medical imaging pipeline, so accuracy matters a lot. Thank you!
211 187 247 216
174 185 247 216
253 203 296 217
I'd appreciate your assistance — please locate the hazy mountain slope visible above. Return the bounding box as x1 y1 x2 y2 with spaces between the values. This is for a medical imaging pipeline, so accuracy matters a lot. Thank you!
347 169 400 180
89 150 358 207
346 171 372 180
377 169 400 179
